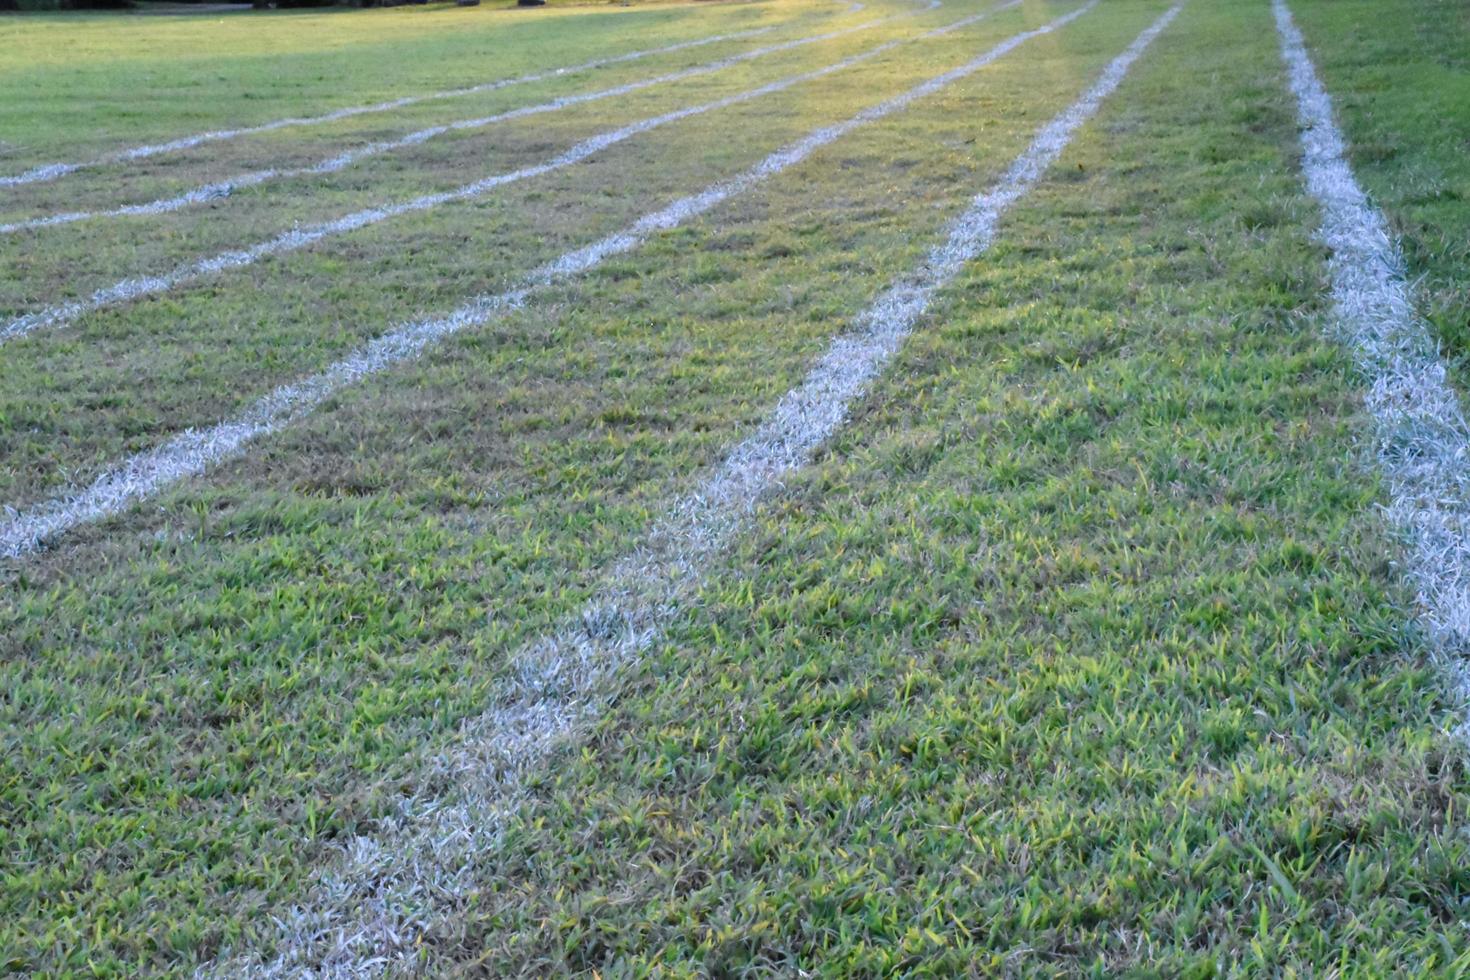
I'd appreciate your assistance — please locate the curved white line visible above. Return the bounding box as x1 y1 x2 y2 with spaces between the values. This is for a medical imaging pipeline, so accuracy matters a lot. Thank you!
199 6 1179 975
1 15 900 236
0 23 785 190
0 3 992 344
0 0 1086 562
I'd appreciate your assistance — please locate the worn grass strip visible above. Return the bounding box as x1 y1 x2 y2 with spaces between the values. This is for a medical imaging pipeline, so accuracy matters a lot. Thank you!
0 9 923 236
203 7 1177 974
0 23 792 190
1274 0 1470 724
0 0 991 344
0 0 1088 559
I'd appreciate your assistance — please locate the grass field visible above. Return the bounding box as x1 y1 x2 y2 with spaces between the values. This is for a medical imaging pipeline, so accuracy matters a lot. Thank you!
3 0 1470 974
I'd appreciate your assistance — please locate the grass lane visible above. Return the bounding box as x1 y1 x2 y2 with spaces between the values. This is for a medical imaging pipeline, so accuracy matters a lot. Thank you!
0 9 968 509
0 13 910 233
0 0 1120 518
1282 0 1470 390
1273 0 1470 743
0 5 910 223
436 0 1470 973
0 8 915 290
0 0 1166 972
0 0 828 173
198 6 1180 973
0 3 989 345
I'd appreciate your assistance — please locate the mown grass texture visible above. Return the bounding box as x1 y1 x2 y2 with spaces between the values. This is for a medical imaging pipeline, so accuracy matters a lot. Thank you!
2 0 1470 974
451 0 1470 972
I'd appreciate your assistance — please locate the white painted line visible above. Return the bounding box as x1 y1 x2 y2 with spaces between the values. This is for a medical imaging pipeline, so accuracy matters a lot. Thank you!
0 23 786 190
200 6 1180 975
1274 0 1470 720
0 1 982 344
1 13 906 236
0 0 1088 561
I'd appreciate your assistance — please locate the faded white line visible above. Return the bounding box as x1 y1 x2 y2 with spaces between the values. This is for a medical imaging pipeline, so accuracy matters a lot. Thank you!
0 23 787 189
201 6 1180 975
0 0 1091 560
0 1 983 344
1275 0 1470 725
1 12 907 236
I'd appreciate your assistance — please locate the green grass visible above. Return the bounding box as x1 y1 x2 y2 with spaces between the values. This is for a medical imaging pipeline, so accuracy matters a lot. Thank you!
0 0 810 159
451 1 1470 972
1286 0 1470 386
2 0 1470 974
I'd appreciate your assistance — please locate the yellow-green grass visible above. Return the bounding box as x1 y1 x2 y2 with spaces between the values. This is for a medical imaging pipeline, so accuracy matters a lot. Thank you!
2 0 1470 974
0 0 828 163
0 1 1093 517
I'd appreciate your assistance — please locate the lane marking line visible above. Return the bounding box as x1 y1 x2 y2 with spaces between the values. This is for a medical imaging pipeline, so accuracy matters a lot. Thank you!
0 0 1088 564
0 2 983 345
200 6 1180 975
1275 0 1470 728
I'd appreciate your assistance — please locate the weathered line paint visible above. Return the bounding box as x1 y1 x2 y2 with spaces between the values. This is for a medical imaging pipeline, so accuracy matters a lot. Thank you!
1275 0 1470 727
1 13 909 236
0 2 983 344
198 5 1177 975
0 0 1082 562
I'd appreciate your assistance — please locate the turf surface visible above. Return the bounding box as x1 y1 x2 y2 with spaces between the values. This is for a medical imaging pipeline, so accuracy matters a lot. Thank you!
2 0 1469 973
